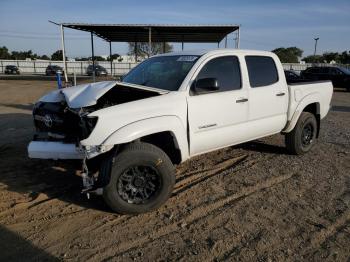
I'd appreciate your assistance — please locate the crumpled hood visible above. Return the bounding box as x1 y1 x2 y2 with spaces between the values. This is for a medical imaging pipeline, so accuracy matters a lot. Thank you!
61 81 117 108
38 81 168 108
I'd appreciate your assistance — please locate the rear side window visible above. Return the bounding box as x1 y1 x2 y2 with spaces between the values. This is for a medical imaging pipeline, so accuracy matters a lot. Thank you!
245 56 279 87
320 67 330 74
307 68 316 73
196 56 241 92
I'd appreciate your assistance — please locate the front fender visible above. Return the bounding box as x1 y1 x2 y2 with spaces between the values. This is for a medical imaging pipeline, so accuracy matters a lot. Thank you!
102 116 189 161
283 92 321 133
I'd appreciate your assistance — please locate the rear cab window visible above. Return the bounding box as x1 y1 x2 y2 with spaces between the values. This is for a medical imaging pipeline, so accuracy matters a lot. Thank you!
245 56 279 87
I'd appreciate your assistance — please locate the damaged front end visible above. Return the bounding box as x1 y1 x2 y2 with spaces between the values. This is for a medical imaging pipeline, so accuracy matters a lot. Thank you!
29 81 163 159
28 81 165 195
32 101 98 144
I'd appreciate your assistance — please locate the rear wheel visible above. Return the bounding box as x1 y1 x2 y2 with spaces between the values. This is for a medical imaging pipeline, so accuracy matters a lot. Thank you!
102 142 175 214
285 112 317 155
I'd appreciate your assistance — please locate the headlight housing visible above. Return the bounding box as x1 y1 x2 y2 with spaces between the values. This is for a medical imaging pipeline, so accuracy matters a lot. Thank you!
79 116 98 140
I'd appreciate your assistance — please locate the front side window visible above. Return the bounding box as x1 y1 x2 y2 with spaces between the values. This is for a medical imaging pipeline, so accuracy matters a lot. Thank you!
245 56 279 87
305 68 316 73
122 55 200 91
196 56 241 92
330 68 344 75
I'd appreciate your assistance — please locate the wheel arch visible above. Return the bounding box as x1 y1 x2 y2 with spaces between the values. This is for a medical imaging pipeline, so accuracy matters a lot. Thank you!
283 93 321 136
102 116 189 164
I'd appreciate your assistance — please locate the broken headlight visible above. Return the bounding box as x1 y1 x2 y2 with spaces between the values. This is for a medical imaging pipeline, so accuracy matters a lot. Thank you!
79 116 98 140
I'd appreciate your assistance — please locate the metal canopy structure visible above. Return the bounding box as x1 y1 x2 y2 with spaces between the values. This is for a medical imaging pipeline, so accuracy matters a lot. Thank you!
61 23 239 43
51 22 241 82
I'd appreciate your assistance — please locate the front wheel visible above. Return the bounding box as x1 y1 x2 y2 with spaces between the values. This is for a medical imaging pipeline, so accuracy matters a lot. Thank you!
285 112 317 155
102 142 175 214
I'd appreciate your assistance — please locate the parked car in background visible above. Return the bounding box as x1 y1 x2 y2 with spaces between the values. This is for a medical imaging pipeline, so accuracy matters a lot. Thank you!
45 65 64 76
4 65 20 74
86 65 108 76
284 70 303 83
301 66 350 91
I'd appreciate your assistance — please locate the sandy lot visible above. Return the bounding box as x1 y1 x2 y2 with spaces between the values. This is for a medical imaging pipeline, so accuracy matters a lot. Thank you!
0 80 349 261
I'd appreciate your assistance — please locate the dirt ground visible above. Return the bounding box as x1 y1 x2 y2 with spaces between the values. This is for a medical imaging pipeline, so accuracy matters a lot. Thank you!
0 80 349 262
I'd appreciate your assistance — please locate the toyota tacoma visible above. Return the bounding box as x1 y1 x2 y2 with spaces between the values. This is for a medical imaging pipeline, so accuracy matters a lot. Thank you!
28 49 333 214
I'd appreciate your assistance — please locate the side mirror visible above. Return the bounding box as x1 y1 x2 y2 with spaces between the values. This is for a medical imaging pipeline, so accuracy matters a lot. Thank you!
194 78 219 93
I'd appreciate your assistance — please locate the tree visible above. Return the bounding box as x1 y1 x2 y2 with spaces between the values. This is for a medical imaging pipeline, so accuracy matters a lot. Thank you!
108 53 120 61
11 50 38 60
37 55 50 60
75 57 90 61
94 56 106 61
75 56 106 61
339 51 350 64
51 50 67 61
322 52 340 63
302 55 324 63
272 47 303 63
0 46 11 59
128 42 173 59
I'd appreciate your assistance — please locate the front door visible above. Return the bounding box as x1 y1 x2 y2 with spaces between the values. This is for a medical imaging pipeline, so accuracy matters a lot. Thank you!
187 55 249 156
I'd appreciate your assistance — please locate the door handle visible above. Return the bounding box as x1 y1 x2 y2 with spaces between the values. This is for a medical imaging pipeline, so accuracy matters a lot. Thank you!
236 98 248 103
276 92 285 96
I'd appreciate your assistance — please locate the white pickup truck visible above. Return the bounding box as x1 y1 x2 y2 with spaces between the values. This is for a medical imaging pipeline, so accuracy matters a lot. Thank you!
28 49 333 214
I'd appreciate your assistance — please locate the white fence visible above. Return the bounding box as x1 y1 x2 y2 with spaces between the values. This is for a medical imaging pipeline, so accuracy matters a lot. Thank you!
1 60 349 76
0 60 138 76
282 63 350 73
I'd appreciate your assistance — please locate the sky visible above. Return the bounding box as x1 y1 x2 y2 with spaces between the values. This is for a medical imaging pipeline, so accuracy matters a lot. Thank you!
0 0 349 58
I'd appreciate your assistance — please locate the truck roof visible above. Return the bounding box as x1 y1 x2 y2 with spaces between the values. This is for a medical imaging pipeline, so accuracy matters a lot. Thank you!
154 49 274 57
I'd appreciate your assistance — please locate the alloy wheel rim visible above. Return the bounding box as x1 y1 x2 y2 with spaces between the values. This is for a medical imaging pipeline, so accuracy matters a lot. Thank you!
117 165 161 204
301 123 314 146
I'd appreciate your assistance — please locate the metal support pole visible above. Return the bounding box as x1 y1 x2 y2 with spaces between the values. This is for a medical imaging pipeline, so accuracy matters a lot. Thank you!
225 36 227 48
134 41 137 62
73 72 76 86
314 37 319 56
109 41 113 76
60 24 68 83
236 27 240 49
217 42 220 48
163 42 166 53
91 32 95 82
148 27 152 57
181 35 184 51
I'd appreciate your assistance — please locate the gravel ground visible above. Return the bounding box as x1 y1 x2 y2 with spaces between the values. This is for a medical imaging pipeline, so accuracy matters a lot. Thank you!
0 80 349 261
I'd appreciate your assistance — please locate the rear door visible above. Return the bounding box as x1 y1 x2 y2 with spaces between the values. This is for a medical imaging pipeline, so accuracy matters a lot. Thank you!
244 55 288 137
329 67 344 86
304 67 320 80
187 55 249 155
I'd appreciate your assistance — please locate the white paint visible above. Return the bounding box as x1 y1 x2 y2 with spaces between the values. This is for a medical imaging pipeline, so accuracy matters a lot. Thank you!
28 49 333 162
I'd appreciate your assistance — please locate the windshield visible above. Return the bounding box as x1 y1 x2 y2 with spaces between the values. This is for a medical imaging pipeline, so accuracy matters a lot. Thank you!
339 67 350 75
122 55 200 91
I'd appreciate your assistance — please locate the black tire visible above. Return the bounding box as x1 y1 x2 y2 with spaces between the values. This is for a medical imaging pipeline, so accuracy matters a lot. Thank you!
102 142 175 214
285 112 317 155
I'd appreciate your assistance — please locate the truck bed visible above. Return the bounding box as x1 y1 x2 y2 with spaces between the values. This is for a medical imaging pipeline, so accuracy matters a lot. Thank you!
287 80 333 122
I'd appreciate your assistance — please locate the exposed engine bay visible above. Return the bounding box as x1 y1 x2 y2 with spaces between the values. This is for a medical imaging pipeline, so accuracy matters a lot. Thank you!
33 83 161 143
